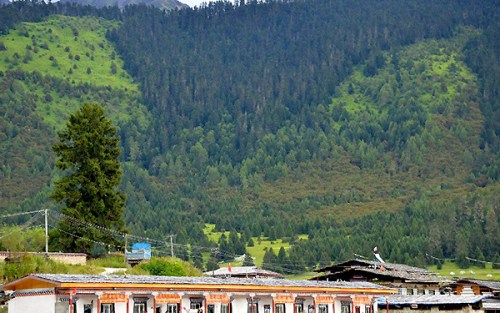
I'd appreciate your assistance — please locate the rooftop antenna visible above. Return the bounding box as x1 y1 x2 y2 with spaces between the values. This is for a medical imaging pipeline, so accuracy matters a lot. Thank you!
373 246 385 263
354 253 367 259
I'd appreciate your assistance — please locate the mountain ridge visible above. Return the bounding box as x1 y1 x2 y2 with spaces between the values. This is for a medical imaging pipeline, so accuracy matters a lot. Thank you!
58 0 188 10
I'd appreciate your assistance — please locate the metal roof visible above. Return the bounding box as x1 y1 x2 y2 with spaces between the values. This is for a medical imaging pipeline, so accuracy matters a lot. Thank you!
312 267 450 283
453 279 500 291
380 294 490 305
203 266 283 278
482 299 500 310
318 259 434 274
8 273 392 290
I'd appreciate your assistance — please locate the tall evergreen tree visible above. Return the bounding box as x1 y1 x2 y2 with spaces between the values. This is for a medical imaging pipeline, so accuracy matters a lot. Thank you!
50 102 126 254
262 248 277 272
242 253 255 266
277 247 290 273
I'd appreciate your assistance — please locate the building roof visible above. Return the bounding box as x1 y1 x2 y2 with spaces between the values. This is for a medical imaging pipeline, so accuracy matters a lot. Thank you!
379 294 490 306
312 267 450 284
312 259 450 284
204 266 283 278
317 259 434 275
482 299 500 310
3 273 395 294
452 279 500 291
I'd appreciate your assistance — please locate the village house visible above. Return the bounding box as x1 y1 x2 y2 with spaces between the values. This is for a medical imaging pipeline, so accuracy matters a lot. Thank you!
311 259 451 295
203 266 284 279
376 293 495 313
447 279 500 313
2 273 395 313
448 279 500 296
312 260 500 313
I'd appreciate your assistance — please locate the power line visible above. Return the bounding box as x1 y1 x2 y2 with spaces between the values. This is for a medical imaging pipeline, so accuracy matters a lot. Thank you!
5 209 310 274
48 223 124 250
466 256 500 266
425 253 447 261
0 209 45 219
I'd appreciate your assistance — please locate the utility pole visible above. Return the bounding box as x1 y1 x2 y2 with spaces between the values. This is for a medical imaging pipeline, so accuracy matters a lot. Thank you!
45 209 48 254
124 234 128 265
170 235 174 257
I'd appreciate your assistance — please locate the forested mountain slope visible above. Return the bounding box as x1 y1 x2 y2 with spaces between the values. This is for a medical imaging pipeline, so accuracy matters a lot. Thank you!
0 0 498 270
0 14 150 208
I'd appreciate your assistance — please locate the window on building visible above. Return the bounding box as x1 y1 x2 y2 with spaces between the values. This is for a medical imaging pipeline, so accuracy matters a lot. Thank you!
248 301 259 313
84 304 92 313
295 303 304 313
365 305 371 313
221 304 229 313
318 304 328 313
190 299 203 310
275 303 286 313
208 304 215 313
167 304 179 313
264 305 271 313
341 301 351 313
101 304 115 313
355 306 360 313
134 301 147 313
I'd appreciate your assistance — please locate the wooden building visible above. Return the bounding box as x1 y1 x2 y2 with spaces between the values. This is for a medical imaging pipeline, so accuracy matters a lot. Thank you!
447 279 500 313
2 273 395 313
312 259 450 295
449 279 500 296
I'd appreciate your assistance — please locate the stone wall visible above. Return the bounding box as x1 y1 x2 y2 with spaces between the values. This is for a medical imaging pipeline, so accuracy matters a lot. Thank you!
0 252 86 265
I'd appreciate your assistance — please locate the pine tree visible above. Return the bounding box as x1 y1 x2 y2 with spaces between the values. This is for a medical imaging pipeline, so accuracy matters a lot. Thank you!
262 248 277 271
206 255 219 272
277 247 290 272
492 253 500 270
50 103 126 254
242 253 255 266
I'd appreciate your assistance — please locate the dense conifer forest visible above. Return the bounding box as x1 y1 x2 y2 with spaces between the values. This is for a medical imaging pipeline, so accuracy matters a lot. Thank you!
0 0 498 272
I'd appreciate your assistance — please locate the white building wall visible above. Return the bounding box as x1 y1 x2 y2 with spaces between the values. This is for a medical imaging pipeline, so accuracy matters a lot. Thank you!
114 302 127 313
232 297 249 313
8 294 56 313
75 295 98 313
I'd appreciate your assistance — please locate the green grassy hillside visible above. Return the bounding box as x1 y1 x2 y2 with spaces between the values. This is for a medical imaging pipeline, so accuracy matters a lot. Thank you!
0 15 143 131
0 15 150 210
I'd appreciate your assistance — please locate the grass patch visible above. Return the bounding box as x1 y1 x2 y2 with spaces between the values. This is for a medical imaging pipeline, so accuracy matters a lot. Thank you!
428 261 500 280
247 237 291 267
0 16 136 90
203 224 302 267
203 223 230 243
0 15 150 132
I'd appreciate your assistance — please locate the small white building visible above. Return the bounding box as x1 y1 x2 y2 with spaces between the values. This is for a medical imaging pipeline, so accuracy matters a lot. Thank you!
2 273 395 313
204 266 283 279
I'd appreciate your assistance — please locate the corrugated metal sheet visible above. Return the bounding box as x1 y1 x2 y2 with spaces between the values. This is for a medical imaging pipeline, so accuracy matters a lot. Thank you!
379 294 489 305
